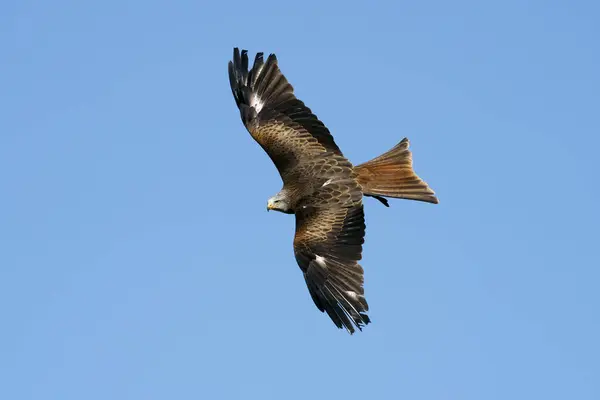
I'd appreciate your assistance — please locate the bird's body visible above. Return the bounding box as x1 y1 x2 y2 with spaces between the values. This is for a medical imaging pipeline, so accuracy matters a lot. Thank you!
228 48 438 333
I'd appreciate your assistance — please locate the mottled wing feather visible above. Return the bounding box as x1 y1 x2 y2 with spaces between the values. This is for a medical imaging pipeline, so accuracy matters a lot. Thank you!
293 179 370 333
228 48 343 182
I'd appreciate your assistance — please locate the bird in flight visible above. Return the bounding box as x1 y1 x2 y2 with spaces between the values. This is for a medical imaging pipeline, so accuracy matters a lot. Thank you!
228 48 438 334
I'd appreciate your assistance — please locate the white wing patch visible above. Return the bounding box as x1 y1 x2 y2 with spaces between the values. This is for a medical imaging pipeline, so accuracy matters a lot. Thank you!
251 94 264 113
344 290 360 302
315 255 327 268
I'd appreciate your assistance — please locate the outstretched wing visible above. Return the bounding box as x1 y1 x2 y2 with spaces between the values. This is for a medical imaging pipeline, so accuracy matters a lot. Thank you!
228 48 344 182
293 179 370 334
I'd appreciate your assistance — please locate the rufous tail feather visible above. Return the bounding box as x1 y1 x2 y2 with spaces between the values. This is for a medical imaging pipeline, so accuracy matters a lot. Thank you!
355 138 438 205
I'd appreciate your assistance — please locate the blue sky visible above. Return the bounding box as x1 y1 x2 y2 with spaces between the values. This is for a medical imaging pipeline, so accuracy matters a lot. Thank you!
1 1 599 399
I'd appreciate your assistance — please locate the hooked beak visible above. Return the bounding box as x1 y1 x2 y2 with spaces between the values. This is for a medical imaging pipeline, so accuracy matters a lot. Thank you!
267 200 273 211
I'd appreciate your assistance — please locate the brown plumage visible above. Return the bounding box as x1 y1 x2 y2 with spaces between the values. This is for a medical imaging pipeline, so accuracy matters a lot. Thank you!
228 48 438 333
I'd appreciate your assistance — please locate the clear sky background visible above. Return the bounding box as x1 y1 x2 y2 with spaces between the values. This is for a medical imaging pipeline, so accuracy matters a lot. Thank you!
1 1 599 399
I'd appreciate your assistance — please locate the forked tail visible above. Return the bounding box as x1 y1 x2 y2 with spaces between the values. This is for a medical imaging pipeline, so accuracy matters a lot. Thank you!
355 138 438 206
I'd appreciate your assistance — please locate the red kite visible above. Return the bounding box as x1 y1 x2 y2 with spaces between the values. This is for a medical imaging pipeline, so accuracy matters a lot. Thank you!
228 48 438 333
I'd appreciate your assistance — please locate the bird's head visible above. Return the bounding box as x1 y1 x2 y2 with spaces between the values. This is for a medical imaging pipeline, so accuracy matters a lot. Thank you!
267 193 293 214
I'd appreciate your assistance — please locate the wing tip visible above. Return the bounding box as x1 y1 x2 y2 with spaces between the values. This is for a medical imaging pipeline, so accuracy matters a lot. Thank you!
319 280 371 335
229 47 288 114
